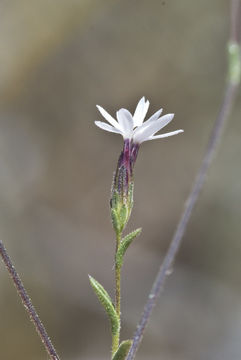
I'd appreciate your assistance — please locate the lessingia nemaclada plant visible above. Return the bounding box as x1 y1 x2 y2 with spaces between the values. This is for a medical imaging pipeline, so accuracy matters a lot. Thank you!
89 97 183 359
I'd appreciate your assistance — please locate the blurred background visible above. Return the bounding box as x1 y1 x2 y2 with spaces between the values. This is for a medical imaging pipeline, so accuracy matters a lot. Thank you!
0 1 241 359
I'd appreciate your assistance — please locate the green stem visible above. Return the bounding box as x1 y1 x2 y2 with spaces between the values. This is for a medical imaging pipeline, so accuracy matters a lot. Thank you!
112 232 122 357
115 232 121 317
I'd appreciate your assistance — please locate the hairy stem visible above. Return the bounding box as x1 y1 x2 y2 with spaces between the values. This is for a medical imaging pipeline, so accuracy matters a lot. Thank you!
126 1 241 359
112 232 122 357
115 232 121 318
0 240 60 360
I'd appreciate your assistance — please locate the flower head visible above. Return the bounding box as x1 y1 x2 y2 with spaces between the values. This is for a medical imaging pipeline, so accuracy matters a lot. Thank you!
95 96 183 144
95 97 183 234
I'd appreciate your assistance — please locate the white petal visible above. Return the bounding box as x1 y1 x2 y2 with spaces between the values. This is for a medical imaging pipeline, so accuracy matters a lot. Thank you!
133 114 174 143
95 121 122 134
144 108 163 124
146 129 184 141
96 105 121 130
133 97 150 127
116 109 134 138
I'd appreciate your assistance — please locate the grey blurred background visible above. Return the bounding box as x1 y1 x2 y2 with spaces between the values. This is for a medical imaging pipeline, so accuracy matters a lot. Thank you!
0 1 241 359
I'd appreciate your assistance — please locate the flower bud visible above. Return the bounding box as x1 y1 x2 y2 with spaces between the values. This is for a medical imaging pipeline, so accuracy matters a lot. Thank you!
110 140 139 234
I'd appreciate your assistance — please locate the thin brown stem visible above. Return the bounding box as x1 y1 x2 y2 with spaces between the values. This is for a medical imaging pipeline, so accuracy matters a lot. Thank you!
127 1 241 359
0 240 60 360
231 0 241 43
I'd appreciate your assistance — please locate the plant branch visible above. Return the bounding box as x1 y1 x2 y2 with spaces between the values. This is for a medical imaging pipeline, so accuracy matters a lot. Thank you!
127 1 241 359
112 232 122 357
0 240 60 360
115 232 121 319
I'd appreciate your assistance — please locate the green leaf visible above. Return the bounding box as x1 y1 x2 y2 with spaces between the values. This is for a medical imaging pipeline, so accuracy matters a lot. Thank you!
119 204 127 231
112 340 133 360
128 182 134 207
111 208 120 235
89 275 120 335
116 228 142 268
111 189 119 209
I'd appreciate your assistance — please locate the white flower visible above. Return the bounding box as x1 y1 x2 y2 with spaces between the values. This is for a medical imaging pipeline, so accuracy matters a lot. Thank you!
95 97 183 144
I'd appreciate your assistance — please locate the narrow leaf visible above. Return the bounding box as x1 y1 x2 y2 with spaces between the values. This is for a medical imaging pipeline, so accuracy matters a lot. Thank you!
89 275 120 335
112 340 133 360
119 204 128 232
90 275 113 304
116 228 142 268
111 209 120 234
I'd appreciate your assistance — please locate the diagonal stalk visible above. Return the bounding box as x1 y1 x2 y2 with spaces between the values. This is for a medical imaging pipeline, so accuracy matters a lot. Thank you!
126 1 241 359
0 240 60 360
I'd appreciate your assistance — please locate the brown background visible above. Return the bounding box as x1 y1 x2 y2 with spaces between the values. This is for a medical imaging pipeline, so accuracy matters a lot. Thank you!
0 1 241 359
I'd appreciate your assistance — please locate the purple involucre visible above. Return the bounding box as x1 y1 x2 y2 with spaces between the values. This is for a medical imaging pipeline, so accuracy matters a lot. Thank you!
113 140 140 199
